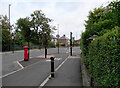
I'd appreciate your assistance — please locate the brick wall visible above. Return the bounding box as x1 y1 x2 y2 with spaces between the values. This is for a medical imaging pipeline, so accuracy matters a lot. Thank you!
57 39 68 44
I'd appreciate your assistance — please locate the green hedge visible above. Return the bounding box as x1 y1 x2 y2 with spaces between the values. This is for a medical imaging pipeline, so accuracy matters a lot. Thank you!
73 43 80 46
80 32 91 67
88 27 120 87
48 42 55 48
56 43 66 47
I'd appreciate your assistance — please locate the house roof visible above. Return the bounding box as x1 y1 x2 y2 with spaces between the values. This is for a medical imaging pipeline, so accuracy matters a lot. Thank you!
75 39 80 41
51 35 57 39
59 35 69 40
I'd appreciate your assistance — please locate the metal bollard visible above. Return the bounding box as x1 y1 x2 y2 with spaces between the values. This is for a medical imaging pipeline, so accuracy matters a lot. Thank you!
90 76 94 87
50 57 54 78
70 32 72 56
45 47 47 58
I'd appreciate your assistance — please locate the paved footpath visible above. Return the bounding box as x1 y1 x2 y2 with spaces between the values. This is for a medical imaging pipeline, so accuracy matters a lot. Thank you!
42 56 82 87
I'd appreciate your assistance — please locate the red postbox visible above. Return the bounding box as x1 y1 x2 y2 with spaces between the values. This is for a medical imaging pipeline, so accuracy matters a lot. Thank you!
24 46 29 61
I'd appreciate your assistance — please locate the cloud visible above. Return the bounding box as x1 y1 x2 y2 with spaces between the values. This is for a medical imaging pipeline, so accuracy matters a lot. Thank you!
0 0 114 39
51 0 114 39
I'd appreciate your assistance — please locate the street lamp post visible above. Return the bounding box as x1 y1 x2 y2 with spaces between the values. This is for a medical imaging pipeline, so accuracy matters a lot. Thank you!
11 33 14 53
9 4 11 51
27 28 31 60
58 24 59 54
39 32 41 49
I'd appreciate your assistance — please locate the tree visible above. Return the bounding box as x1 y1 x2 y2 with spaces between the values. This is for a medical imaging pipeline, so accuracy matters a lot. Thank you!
109 0 120 27
14 32 24 46
16 10 55 48
16 17 31 42
0 15 12 51
30 10 53 48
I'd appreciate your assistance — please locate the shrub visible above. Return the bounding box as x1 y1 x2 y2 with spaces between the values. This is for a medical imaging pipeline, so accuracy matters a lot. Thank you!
88 27 120 87
73 42 80 46
61 43 65 46
80 32 91 67
48 42 55 48
80 1 120 87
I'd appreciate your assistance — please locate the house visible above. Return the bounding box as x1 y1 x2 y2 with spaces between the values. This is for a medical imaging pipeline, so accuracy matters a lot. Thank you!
57 35 69 46
51 35 57 45
75 39 80 44
72 37 75 42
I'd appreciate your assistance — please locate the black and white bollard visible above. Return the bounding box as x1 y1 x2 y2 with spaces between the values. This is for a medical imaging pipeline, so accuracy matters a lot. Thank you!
50 57 54 78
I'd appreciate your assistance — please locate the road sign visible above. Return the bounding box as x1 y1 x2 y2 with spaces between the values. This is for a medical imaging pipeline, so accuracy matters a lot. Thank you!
56 34 60 38
11 36 14 40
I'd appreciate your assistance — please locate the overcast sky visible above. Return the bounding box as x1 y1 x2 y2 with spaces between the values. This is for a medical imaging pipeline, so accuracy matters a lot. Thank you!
0 0 114 39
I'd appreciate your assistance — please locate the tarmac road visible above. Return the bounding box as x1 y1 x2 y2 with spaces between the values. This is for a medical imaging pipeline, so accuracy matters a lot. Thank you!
2 47 82 87
2 47 69 76
2 49 44 76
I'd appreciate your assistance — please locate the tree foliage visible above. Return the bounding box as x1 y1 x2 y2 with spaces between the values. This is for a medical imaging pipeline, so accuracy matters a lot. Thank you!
30 10 52 46
16 17 31 42
80 0 120 86
0 15 12 51
16 10 55 47
81 0 120 59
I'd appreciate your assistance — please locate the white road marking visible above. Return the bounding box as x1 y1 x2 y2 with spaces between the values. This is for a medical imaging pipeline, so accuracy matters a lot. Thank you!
54 58 62 61
1 55 40 79
45 58 62 62
18 59 24 62
16 61 24 69
1 56 44 78
1 52 71 85
0 68 23 79
0 60 25 78
45 60 51 62
55 57 68 71
39 56 68 87
39 75 51 87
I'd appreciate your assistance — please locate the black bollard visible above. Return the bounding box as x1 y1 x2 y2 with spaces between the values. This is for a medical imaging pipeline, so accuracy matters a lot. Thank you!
45 33 48 58
70 32 72 56
45 46 47 58
90 76 94 87
50 57 54 78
